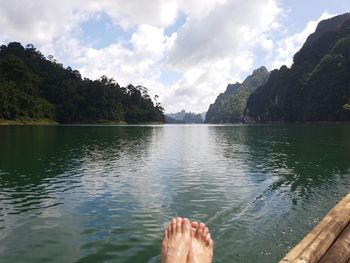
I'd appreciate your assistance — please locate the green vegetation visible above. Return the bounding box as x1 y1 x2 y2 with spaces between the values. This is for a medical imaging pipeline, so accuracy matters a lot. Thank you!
183 112 203 123
166 110 203 123
205 66 269 123
0 42 165 124
0 118 57 125
165 115 185 124
245 13 350 122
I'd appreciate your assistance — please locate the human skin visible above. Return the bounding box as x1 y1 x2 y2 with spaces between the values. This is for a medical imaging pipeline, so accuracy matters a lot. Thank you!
161 217 191 263
161 218 214 263
188 221 214 263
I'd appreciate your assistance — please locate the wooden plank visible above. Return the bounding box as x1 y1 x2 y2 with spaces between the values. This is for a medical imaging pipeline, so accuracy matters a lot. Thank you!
295 211 349 263
280 193 350 263
318 222 350 263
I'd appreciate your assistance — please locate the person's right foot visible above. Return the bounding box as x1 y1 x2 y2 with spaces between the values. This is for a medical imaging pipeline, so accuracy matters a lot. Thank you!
161 217 191 263
188 222 214 263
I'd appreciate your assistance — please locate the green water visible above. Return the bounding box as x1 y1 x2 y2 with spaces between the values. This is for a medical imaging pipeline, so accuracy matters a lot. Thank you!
0 124 350 263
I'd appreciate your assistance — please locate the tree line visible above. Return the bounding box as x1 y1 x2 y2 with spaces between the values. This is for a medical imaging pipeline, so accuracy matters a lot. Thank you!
0 42 165 123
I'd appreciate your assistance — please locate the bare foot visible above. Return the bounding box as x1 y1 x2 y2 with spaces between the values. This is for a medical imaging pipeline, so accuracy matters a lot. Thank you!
188 221 214 263
161 217 191 263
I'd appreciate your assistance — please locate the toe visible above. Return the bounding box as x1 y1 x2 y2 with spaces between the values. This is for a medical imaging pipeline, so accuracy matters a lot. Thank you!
167 223 172 233
196 222 205 238
162 230 167 241
182 218 190 234
171 218 177 234
203 227 209 237
162 230 168 252
209 238 214 248
191 221 198 236
202 227 210 242
191 221 198 229
206 233 211 245
162 234 168 247
176 217 182 233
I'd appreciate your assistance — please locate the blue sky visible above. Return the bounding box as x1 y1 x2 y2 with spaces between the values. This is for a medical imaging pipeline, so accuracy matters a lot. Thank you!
80 13 125 50
0 0 349 113
283 0 350 32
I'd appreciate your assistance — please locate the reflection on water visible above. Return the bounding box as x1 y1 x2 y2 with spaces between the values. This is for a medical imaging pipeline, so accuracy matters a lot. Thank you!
0 124 350 262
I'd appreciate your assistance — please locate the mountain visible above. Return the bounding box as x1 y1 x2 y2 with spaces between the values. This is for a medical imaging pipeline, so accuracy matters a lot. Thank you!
205 66 270 123
183 112 203 123
167 109 187 120
166 110 203 123
165 115 185 124
244 13 350 123
0 42 165 124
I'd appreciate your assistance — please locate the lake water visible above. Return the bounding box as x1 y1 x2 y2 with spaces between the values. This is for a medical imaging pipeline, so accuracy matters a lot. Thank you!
0 124 350 263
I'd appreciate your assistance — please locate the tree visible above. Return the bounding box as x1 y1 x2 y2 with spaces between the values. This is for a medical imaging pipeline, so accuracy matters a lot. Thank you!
0 42 165 123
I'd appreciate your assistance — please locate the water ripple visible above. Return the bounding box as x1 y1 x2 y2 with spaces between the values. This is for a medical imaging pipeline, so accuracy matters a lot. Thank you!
0 124 350 262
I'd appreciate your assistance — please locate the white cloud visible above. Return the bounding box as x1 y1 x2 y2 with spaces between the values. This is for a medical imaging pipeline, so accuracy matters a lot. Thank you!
163 52 255 112
0 0 283 113
0 0 181 45
83 0 180 28
76 24 173 86
168 0 280 69
131 25 167 57
0 0 176 86
176 0 226 20
0 0 83 45
271 12 334 69
165 0 281 112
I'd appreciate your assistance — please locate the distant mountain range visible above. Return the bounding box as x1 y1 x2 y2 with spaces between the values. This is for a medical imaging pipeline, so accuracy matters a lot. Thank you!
205 66 270 123
205 13 350 123
166 110 206 123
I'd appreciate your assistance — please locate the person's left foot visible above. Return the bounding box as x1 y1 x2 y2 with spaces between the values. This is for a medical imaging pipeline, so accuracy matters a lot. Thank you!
187 221 214 263
161 217 191 263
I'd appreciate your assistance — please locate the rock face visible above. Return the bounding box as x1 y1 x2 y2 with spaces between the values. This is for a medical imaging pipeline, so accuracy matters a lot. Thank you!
204 66 270 123
244 13 350 123
166 110 203 123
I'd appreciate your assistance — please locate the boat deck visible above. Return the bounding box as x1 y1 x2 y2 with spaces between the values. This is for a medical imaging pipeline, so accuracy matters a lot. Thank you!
280 193 350 263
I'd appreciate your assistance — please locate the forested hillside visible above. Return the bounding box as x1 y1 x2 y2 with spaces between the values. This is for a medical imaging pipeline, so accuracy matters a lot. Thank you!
165 110 203 123
205 66 269 123
244 13 350 122
0 42 165 124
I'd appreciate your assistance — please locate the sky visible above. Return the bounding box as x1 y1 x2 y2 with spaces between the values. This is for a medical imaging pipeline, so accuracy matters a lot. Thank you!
0 0 349 113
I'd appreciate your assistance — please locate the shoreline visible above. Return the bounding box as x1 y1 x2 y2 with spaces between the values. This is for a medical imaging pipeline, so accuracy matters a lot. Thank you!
2 119 350 126
0 119 58 126
0 119 165 126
